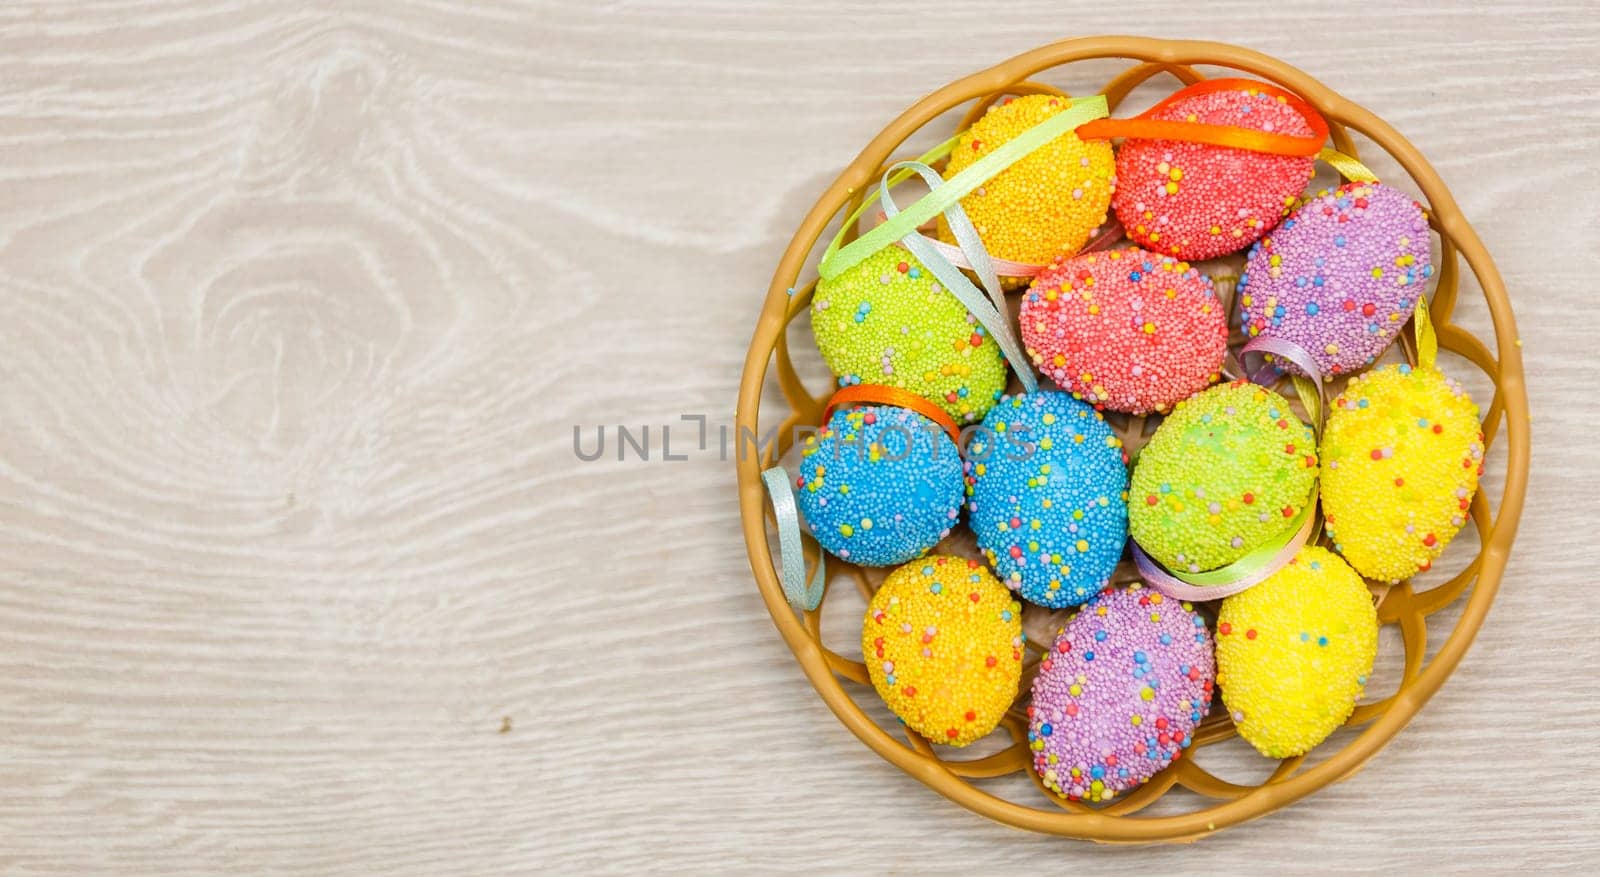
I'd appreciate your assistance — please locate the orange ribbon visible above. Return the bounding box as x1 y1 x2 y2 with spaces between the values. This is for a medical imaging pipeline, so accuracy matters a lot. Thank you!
820 385 962 444
1077 77 1328 158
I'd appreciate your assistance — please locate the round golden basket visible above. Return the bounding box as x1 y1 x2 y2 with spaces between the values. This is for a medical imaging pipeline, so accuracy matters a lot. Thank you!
736 36 1529 842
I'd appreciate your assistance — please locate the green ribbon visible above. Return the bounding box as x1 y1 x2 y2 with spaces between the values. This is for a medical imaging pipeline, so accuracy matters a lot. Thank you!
876 159 1037 394
818 95 1110 282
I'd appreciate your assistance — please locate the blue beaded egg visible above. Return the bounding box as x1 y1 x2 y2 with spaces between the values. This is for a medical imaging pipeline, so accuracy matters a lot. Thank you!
965 391 1130 607
797 405 963 566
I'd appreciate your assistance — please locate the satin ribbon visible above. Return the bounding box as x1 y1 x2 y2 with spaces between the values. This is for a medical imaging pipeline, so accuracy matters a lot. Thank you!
892 219 1126 278
819 95 1111 282
1413 288 1438 370
1131 492 1319 602
819 133 962 276
875 160 1037 393
1135 337 1326 601
760 466 827 611
1078 77 1329 157
1318 147 1380 184
820 384 961 443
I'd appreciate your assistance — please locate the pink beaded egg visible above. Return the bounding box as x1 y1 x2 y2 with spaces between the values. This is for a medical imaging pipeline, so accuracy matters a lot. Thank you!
1020 247 1227 414
1112 81 1317 261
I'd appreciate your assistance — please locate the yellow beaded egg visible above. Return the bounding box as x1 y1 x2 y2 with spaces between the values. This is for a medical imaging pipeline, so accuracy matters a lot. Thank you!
938 94 1115 266
813 247 1008 424
1320 363 1483 583
1216 546 1378 758
863 555 1024 746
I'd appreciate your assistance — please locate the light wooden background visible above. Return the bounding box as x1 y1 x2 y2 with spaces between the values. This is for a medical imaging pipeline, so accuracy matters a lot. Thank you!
0 1 1594 872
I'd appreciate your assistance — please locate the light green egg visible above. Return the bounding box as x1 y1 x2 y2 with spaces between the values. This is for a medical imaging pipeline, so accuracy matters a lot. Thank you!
812 247 1007 424
1128 381 1317 573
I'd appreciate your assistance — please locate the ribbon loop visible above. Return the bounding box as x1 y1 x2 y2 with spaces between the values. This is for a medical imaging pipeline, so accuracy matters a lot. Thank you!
877 160 1038 394
1318 147 1380 184
819 132 962 274
820 95 1110 282
1239 334 1327 439
820 384 961 443
1077 77 1328 158
761 466 827 611
1413 293 1438 370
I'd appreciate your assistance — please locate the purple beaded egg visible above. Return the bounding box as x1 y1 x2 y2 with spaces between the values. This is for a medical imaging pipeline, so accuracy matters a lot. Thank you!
1028 583 1215 803
1238 181 1433 378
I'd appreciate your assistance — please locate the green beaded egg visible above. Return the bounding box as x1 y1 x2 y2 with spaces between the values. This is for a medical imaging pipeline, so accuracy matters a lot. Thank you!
812 247 1008 424
1128 381 1318 573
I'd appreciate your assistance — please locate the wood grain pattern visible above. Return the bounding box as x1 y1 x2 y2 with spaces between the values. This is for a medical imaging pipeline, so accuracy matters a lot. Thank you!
0 0 1593 872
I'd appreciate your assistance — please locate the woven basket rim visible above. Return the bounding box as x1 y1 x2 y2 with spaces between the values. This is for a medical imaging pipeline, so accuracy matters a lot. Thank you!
736 35 1530 843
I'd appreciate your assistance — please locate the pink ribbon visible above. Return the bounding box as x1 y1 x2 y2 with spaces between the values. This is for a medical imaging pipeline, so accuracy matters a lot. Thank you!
1131 502 1318 601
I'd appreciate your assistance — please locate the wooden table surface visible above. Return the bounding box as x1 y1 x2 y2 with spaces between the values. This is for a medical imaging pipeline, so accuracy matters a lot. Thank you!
0 1 1594 872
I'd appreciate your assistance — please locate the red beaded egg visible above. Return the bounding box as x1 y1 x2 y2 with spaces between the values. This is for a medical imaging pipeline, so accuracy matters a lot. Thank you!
1019 248 1227 414
1111 83 1317 261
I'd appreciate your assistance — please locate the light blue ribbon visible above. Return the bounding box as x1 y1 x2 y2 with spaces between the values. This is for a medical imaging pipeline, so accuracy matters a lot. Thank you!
760 465 826 611
878 160 1038 394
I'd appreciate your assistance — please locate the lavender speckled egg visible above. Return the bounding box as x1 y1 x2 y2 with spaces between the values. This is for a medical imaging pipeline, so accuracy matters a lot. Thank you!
1239 181 1433 378
1028 584 1215 803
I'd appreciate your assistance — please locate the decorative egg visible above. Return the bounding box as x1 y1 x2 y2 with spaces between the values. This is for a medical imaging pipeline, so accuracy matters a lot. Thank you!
1029 583 1214 802
864 555 1025 746
812 247 1007 424
1020 247 1227 414
1128 381 1317 573
938 94 1116 266
1321 363 1483 582
1215 546 1378 758
964 391 1129 608
796 405 963 566
1239 182 1433 377
1112 83 1315 261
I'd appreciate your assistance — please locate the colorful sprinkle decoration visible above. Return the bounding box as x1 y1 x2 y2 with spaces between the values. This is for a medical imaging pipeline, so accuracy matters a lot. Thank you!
1030 583 1214 802
1129 381 1318 573
940 94 1116 267
1216 546 1378 758
965 391 1128 608
797 404 963 567
1239 181 1432 377
864 556 1025 747
1021 247 1227 414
